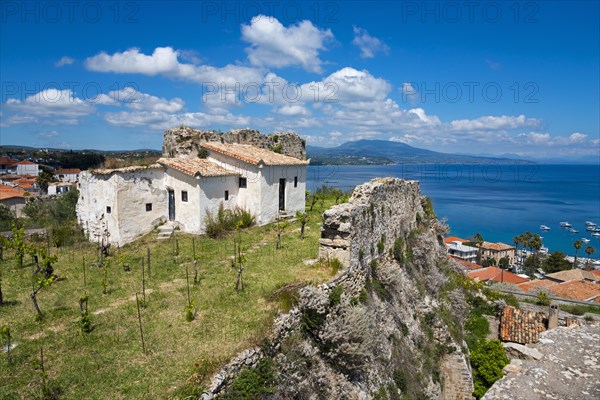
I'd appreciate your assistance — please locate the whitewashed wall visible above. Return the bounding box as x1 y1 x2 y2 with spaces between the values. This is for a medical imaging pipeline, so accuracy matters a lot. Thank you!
164 168 201 233
16 163 39 176
77 169 167 245
198 175 239 232
259 164 306 224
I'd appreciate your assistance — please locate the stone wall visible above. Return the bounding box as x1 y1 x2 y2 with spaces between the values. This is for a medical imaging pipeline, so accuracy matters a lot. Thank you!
162 126 306 160
201 178 473 400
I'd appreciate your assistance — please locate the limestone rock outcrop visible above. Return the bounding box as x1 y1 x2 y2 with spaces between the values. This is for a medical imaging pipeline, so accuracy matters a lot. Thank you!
202 178 474 400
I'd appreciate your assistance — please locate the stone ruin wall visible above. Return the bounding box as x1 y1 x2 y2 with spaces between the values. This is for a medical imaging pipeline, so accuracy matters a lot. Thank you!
162 126 306 160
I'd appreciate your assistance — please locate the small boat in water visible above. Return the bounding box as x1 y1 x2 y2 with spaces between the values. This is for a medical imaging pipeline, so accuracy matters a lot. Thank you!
560 221 572 228
568 227 579 233
540 225 551 231
587 226 600 232
581 238 591 243
585 221 597 226
592 232 600 238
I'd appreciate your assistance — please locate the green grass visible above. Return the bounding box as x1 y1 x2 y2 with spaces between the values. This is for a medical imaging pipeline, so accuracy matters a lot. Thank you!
0 197 339 399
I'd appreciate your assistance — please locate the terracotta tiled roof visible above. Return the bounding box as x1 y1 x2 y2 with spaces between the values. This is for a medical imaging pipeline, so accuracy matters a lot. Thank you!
202 142 309 166
448 255 482 270
444 236 466 244
56 168 81 174
479 241 515 251
0 184 27 200
90 164 162 175
467 266 529 284
545 269 600 283
499 306 546 344
547 280 600 301
0 157 17 167
517 279 558 292
15 160 36 165
158 158 239 177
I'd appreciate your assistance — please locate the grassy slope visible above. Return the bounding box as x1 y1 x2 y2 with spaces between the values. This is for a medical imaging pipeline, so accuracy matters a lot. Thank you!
0 197 339 399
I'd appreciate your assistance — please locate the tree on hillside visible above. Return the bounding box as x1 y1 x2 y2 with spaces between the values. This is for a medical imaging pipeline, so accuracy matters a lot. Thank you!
573 240 583 269
295 211 310 239
542 251 572 273
528 234 543 275
28 246 59 320
584 246 595 270
36 167 58 194
473 233 484 246
331 188 344 204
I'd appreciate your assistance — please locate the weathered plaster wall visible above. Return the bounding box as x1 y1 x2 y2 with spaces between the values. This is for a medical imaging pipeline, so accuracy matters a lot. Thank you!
163 168 201 232
198 175 239 232
77 168 167 245
259 164 306 224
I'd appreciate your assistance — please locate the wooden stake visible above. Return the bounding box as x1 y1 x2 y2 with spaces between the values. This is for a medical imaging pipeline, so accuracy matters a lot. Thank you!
147 247 151 277
185 265 191 307
83 256 87 288
192 237 196 260
141 258 146 306
135 293 146 354
6 326 11 366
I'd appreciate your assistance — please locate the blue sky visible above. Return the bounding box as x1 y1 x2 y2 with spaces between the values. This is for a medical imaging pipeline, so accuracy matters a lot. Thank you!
0 1 598 160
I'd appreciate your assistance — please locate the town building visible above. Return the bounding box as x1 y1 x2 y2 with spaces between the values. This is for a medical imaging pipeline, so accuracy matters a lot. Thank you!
77 140 308 245
0 184 28 217
15 160 39 176
55 168 81 183
478 241 516 266
445 237 479 262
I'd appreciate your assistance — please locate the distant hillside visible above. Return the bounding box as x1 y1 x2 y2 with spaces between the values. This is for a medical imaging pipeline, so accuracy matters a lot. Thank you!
307 140 522 165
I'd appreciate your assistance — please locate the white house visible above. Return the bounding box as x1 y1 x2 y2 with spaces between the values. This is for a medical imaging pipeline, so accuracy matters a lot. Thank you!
48 182 75 195
77 142 308 245
15 160 39 176
446 240 479 262
55 168 81 182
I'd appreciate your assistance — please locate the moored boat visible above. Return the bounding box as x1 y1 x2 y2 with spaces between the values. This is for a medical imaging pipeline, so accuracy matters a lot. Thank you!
560 221 572 227
540 225 551 231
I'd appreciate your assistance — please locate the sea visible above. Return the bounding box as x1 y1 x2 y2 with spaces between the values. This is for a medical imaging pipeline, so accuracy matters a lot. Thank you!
307 163 600 257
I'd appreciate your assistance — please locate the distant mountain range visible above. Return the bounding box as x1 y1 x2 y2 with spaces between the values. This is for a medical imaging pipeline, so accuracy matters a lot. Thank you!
307 140 524 165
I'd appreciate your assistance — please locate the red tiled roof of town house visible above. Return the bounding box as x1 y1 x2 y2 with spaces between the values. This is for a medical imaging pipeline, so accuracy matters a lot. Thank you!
56 168 81 174
157 158 240 178
592 270 600 278
0 157 17 166
444 236 466 244
448 255 482 270
547 280 600 302
544 269 600 283
479 241 515 251
201 142 309 166
0 184 27 200
467 266 529 284
517 279 558 292
15 160 36 165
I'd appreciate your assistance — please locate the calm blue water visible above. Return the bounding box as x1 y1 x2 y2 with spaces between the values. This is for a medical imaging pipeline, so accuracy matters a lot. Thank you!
307 163 600 257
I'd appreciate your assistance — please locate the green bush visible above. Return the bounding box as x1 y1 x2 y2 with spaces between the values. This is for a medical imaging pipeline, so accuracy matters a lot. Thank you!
470 339 509 399
465 315 490 349
535 291 551 306
222 358 275 399
392 237 404 263
328 285 343 306
204 204 255 238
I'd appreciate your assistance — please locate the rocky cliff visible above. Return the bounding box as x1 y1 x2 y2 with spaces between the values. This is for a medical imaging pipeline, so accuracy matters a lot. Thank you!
162 126 306 160
203 178 474 399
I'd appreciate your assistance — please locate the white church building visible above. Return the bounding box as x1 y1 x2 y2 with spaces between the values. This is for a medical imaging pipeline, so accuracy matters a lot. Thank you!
77 141 309 245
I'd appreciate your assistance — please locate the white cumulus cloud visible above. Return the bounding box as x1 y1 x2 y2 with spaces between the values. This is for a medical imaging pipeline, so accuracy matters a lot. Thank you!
55 56 75 67
241 15 333 73
352 26 389 59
